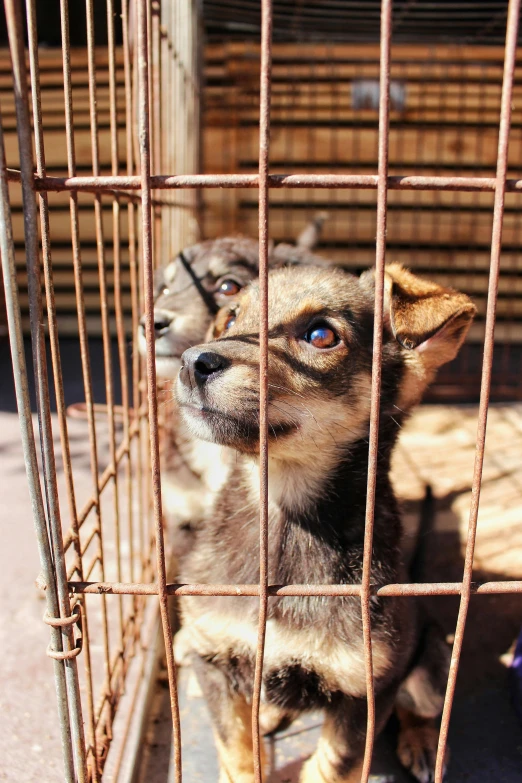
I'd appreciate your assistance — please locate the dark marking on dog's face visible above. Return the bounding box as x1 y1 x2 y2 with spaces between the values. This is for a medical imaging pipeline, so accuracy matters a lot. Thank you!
138 237 261 378
176 264 475 456
137 217 332 380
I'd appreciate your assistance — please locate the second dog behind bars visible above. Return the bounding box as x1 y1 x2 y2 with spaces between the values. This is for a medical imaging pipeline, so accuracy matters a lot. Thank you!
138 216 328 532
174 263 475 783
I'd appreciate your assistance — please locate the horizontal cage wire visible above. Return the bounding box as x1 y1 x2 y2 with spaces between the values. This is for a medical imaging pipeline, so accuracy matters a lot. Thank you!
0 0 521 782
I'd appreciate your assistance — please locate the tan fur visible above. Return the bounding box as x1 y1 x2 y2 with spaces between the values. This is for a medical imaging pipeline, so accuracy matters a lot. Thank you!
214 695 267 783
162 439 232 523
258 702 296 736
397 665 446 720
244 381 372 513
396 707 448 783
175 611 391 700
383 263 476 409
396 350 434 412
300 716 364 783
161 462 208 523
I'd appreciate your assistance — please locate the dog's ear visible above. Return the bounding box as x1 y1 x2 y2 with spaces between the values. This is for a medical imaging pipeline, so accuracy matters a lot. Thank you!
384 263 476 369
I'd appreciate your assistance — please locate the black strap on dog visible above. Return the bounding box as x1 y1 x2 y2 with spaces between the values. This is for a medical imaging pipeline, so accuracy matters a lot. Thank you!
178 250 219 316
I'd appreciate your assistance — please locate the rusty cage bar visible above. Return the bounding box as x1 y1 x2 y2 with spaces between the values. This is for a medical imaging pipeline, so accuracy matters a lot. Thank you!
1 0 522 782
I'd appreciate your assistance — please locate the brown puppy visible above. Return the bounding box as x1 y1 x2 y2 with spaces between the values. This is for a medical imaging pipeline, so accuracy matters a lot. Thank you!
137 226 330 532
175 264 475 783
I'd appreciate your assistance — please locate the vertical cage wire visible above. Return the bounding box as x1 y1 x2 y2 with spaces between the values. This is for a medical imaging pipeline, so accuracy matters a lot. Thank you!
136 2 183 783
252 4 272 781
26 0 101 774
360 1 392 779
59 0 117 761
0 109 79 783
435 0 521 780
3 0 89 779
85 1 126 679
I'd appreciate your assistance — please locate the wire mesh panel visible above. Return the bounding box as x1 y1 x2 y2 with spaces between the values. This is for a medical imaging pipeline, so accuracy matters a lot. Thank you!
1 1 522 783
1 0 199 779
202 39 522 401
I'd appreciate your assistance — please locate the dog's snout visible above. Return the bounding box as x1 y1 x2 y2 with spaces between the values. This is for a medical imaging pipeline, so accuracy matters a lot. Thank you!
140 309 173 336
180 347 226 389
153 309 173 335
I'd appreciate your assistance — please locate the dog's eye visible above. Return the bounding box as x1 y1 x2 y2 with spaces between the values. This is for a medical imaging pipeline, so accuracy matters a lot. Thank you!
162 287 169 296
224 313 236 330
218 279 241 296
303 323 339 349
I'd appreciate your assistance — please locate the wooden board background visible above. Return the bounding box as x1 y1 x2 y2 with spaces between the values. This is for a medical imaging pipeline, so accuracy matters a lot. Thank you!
1 43 522 398
202 43 522 390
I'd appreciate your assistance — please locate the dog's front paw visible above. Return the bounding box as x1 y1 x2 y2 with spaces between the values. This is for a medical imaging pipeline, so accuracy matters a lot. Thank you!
173 626 194 666
397 723 448 783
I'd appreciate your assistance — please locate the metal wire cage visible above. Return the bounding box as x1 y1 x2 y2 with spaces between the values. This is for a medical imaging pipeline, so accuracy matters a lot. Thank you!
1 1 522 782
1 0 200 778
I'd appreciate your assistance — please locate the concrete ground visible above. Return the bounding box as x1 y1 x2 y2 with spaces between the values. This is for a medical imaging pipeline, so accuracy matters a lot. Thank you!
0 411 65 782
1 336 522 781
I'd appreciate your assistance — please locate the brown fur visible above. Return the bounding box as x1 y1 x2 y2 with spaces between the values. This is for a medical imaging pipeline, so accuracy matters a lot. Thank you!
138 225 330 530
214 696 266 783
396 706 449 783
175 264 475 782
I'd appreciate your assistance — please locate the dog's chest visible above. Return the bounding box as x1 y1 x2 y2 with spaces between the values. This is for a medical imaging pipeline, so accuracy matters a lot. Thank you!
175 611 391 701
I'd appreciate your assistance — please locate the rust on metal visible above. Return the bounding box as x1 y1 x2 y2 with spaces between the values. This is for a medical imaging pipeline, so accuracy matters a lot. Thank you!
44 604 82 628
0 103 76 783
122 0 146 597
86 0 126 662
47 644 83 662
25 0 99 773
68 580 522 596
360 2 392 779
434 1 521 780
8 171 522 192
60 0 115 756
252 1 273 781
46 603 83 661
5 0 88 778
136 2 182 782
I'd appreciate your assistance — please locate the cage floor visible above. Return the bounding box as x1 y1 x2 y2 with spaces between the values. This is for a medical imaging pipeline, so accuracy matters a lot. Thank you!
135 660 521 783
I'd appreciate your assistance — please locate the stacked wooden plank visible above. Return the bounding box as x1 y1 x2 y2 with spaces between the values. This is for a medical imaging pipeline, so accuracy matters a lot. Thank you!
203 42 522 355
1 47 132 336
2 42 522 398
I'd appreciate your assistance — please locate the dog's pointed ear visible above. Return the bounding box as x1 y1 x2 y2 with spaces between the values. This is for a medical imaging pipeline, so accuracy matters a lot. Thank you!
384 263 476 369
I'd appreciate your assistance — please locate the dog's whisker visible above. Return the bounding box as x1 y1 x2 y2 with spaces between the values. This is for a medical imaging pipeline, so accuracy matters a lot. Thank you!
268 383 307 399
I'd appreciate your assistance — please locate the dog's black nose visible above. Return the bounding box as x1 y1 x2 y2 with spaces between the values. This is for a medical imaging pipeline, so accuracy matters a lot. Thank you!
194 351 224 380
180 347 226 388
140 309 172 336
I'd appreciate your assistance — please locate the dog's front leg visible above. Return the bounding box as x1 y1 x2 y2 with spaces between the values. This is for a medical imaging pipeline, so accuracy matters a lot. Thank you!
300 687 398 783
396 707 447 783
299 696 368 783
192 655 266 783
